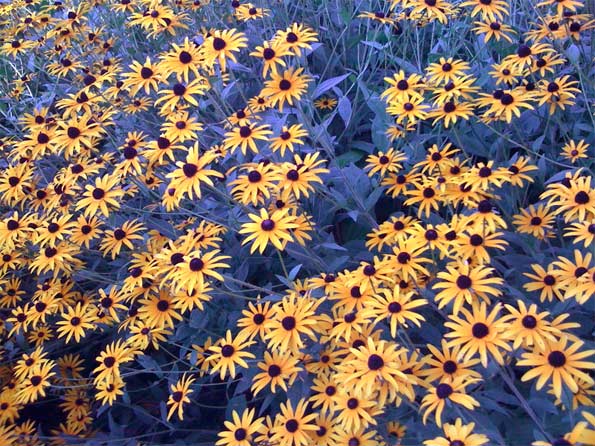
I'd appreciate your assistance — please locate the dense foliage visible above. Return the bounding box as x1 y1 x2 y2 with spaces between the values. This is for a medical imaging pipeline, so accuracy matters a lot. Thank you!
0 0 594 445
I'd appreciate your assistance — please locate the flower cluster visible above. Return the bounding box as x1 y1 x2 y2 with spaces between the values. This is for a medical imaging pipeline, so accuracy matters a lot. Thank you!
0 0 594 445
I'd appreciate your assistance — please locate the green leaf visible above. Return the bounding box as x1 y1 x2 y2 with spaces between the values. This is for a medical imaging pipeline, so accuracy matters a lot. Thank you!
312 73 350 99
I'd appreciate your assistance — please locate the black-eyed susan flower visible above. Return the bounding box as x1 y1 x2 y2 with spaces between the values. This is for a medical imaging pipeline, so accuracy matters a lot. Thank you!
0 163 34 205
138 290 182 329
172 283 213 314
426 58 470 85
230 163 277 206
382 70 424 103
477 88 534 123
264 295 319 353
95 376 125 406
404 181 444 217
333 390 381 432
361 286 427 336
166 374 195 421
122 57 164 96
489 61 522 86
208 330 255 380
128 317 171 350
275 152 328 199
29 242 81 277
551 249 593 293
53 114 103 159
93 340 137 385
261 67 312 111
433 262 503 315
466 199 508 232
454 230 507 264
166 144 222 200
169 249 230 294
271 398 318 446
388 238 431 281
420 376 480 427
365 148 406 178
237 301 274 341
419 339 482 384
338 337 409 396
250 40 292 77
216 408 263 446
16 361 56 404
444 301 511 367
235 4 270 21
274 23 318 57
513 204 555 239
251 350 302 395
99 220 145 259
13 347 49 380
518 336 595 399
56 303 96 343
223 123 273 155
201 29 248 72
154 77 208 112
507 156 538 187
460 0 508 21
561 139 590 163
314 96 337 110
269 124 308 156
239 208 298 254
71 215 103 248
564 220 595 248
410 0 451 24
502 300 559 350
504 42 555 71
472 20 515 43
523 263 565 303
161 110 203 143
76 174 124 217
535 75 581 114
423 418 489 446
159 37 202 82
428 100 474 128
536 0 583 16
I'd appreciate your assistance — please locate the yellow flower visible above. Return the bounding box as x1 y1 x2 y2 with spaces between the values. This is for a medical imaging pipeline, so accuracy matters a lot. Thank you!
166 374 195 421
518 336 595 399
239 208 298 254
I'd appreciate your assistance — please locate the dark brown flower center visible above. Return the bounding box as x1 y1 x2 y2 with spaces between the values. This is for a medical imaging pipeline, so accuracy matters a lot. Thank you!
472 322 489 338
367 354 384 370
548 351 566 367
